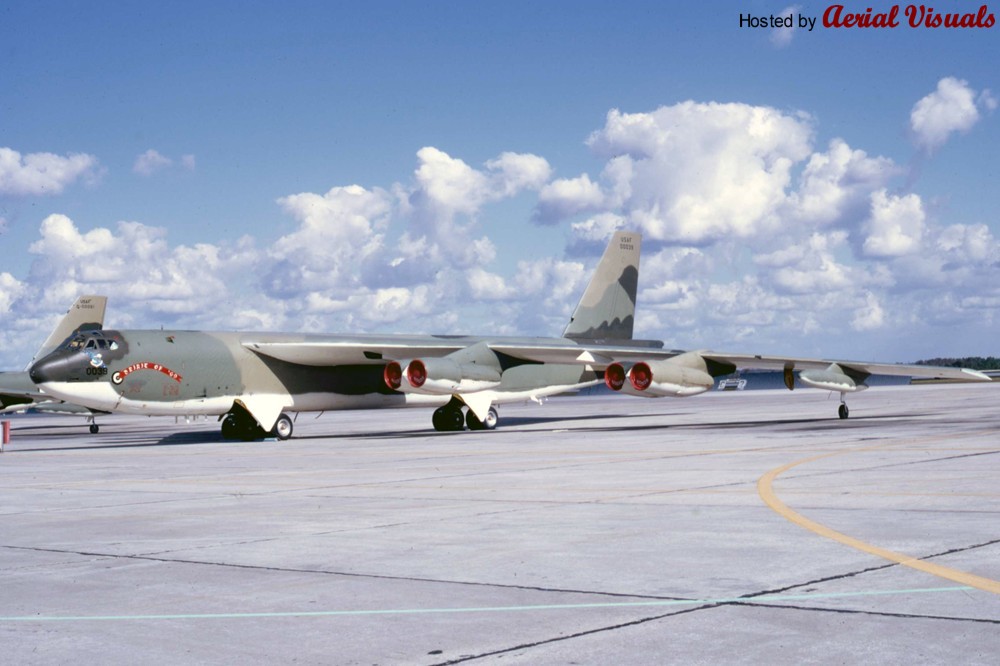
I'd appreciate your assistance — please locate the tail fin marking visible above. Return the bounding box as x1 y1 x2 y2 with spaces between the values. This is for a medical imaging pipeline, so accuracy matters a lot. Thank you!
562 231 641 341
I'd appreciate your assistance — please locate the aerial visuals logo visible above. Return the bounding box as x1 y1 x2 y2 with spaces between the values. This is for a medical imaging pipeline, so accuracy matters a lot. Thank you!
740 4 996 32
823 4 995 28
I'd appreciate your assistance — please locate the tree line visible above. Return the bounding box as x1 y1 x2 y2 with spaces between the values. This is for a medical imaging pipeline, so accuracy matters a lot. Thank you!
915 357 1000 370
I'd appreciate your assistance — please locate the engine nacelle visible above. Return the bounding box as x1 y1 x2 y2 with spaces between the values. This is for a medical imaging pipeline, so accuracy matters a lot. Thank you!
383 358 501 395
605 360 714 398
798 368 868 393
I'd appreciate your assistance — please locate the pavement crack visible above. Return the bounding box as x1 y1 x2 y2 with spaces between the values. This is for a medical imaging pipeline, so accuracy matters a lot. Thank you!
739 562 898 599
732 601 1000 625
429 604 719 665
0 543 691 603
741 537 1000 600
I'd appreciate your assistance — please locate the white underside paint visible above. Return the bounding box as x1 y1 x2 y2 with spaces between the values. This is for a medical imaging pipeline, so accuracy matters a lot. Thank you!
38 379 605 424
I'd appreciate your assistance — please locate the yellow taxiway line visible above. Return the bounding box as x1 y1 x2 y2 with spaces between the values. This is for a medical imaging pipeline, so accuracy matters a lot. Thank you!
757 441 1000 596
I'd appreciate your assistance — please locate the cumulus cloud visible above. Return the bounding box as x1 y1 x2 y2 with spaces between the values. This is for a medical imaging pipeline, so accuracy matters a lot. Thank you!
3 92 998 367
788 139 900 226
770 5 801 48
25 214 259 322
910 77 996 152
516 96 997 355
270 184 392 296
936 223 996 263
133 149 197 176
0 272 26 314
465 267 519 301
759 232 854 294
133 149 173 176
851 292 885 331
486 151 551 196
401 147 549 270
553 103 814 244
862 189 925 258
535 174 605 223
0 147 100 196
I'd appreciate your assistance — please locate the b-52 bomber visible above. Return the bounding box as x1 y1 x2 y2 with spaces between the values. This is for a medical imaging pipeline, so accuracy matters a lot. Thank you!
29 231 990 440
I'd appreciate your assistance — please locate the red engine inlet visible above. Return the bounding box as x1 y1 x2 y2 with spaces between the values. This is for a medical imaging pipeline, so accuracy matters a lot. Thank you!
406 360 428 388
629 362 652 391
383 362 402 390
605 363 626 391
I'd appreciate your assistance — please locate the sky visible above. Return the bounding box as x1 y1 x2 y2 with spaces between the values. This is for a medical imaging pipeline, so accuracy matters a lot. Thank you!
1 0 998 369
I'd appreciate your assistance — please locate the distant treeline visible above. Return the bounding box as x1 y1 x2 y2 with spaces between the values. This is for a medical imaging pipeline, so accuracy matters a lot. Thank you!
915 357 1000 370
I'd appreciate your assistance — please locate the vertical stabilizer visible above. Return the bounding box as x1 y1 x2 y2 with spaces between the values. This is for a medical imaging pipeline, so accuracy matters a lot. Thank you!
27 296 108 369
563 231 640 340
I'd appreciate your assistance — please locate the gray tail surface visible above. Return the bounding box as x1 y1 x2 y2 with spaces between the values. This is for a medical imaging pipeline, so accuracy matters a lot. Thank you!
563 231 640 341
27 295 108 369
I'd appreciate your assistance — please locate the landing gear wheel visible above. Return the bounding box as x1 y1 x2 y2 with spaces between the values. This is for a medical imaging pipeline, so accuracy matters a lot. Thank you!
838 403 849 420
221 414 240 440
466 406 498 431
89 423 99 434
271 413 293 440
221 412 266 441
432 405 465 432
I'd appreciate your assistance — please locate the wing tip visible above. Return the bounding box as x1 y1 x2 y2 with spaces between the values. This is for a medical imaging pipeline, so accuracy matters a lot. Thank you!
962 368 993 382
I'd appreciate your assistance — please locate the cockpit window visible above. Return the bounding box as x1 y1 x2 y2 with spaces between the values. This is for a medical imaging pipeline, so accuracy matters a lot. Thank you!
64 332 119 352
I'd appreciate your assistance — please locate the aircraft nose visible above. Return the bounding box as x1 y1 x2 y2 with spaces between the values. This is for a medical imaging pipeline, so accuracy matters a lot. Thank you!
30 350 81 384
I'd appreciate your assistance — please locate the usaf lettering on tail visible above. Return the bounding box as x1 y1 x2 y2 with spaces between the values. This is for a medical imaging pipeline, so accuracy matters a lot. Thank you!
29 232 990 440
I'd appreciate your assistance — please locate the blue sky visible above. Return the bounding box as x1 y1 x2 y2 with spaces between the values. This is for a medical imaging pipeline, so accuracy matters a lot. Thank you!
1 1 998 368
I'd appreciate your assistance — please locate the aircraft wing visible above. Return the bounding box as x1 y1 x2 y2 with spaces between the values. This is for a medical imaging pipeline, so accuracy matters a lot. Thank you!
244 337 677 368
1 371 47 412
244 337 990 383
699 352 992 382
243 338 471 366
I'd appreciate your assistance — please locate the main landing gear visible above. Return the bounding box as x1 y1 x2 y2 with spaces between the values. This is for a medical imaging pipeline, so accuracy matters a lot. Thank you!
432 400 498 432
221 411 294 441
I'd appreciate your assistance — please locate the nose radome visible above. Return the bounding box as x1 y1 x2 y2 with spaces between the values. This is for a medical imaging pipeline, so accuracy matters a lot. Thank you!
30 350 79 384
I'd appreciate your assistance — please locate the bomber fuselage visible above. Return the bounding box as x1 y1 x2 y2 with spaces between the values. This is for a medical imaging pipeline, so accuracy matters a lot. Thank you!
29 328 604 419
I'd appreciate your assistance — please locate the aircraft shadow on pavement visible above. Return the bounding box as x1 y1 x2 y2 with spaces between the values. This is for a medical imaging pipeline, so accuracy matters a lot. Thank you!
296 410 925 441
293 411 672 441
7 410 928 451
10 428 235 452
497 413 915 436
